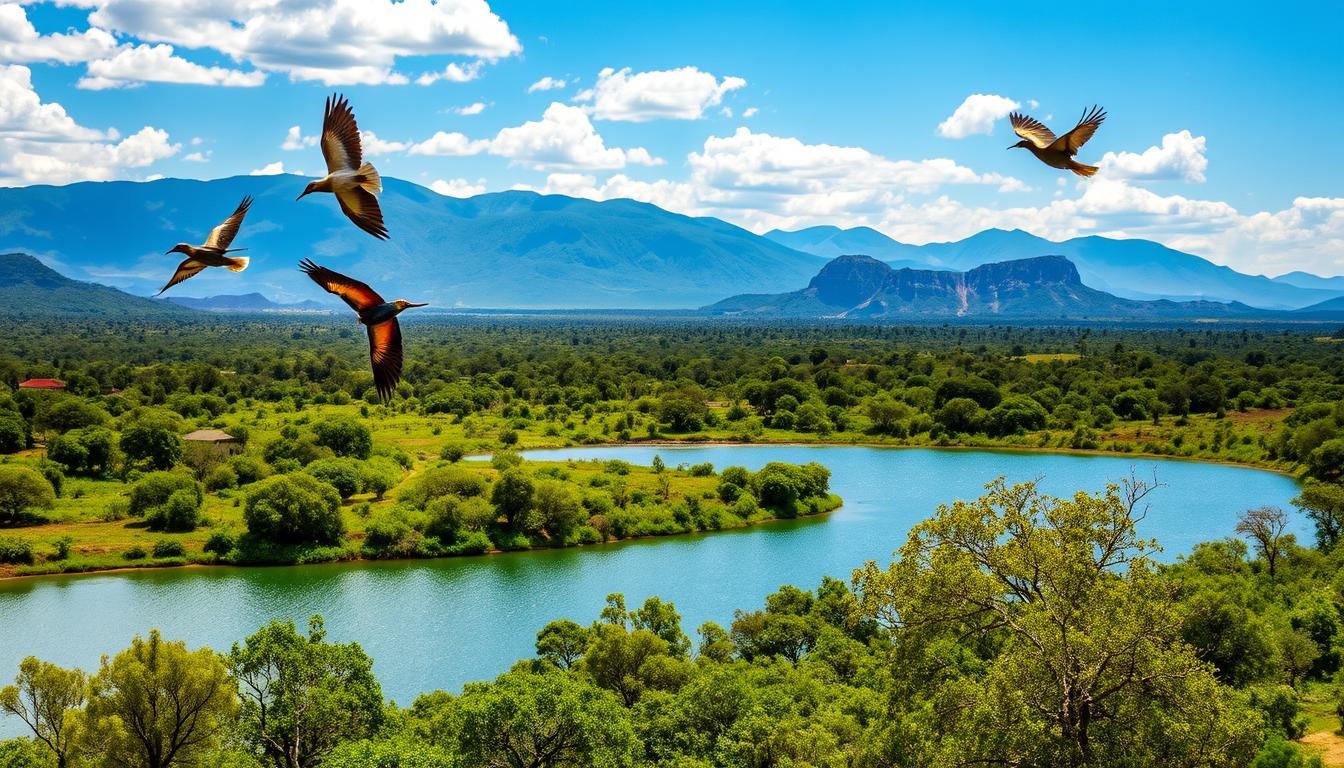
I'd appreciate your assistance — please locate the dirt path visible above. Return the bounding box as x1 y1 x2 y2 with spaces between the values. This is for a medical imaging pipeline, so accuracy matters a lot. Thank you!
1300 730 1344 766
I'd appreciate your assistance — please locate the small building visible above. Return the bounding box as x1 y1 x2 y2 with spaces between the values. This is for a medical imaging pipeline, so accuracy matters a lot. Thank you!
18 378 65 391
182 429 242 457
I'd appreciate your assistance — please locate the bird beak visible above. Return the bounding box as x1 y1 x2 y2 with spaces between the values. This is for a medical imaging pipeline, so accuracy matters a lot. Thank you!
296 190 309 200
1007 145 1016 150
407 302 428 308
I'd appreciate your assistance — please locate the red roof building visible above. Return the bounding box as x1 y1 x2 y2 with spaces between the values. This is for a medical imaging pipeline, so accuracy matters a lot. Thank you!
18 378 66 390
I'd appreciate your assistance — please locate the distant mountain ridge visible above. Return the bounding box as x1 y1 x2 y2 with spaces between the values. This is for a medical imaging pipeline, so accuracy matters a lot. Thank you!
164 293 330 312
765 226 1344 310
0 252 192 317
0 175 824 309
705 254 1268 319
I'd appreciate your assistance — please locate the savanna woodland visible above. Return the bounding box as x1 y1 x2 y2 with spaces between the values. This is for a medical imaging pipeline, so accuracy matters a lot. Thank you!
6 317 1344 766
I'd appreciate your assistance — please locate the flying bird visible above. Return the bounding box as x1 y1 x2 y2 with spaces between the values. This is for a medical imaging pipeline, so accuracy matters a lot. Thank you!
296 94 389 240
1008 105 1107 177
156 196 253 295
299 258 424 402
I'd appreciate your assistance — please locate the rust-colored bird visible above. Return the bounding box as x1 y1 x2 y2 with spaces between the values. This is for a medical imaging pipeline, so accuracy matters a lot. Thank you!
1008 105 1107 177
296 94 389 240
299 259 424 401
156 196 253 295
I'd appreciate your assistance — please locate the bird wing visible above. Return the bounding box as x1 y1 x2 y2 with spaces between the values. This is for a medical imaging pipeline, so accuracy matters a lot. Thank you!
1050 105 1107 155
320 94 363 174
367 319 404 402
203 195 252 250
298 258 385 311
335 184 389 240
1010 112 1056 148
156 258 208 295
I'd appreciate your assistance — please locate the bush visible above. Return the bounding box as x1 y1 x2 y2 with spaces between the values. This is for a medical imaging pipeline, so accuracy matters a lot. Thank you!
687 462 715 477
0 410 27 453
244 473 344 545
123 545 148 560
359 458 402 500
0 536 35 564
0 465 56 524
439 442 467 462
128 471 202 518
203 531 235 558
305 457 364 499
119 424 183 471
229 454 269 485
152 538 186 558
145 488 203 532
312 417 373 459
204 464 238 491
399 466 488 508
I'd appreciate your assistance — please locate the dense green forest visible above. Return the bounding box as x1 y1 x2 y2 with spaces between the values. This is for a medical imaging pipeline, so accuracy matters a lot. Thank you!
4 478 1344 767
2 317 1344 575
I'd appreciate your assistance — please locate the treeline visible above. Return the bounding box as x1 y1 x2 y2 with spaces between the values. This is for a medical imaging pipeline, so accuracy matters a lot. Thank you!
5 478 1341 767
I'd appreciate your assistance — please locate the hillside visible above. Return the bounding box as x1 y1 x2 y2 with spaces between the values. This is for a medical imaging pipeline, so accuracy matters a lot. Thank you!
766 226 1344 310
0 252 192 318
705 254 1266 319
0 175 823 309
164 293 330 312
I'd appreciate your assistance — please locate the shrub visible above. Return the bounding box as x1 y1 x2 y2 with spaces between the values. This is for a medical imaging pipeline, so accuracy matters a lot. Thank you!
359 458 402 500
0 465 56 524
203 531 236 558
119 424 183 470
305 457 364 499
399 466 488 508
204 464 238 491
129 471 202 519
244 473 344 545
123 545 148 561
687 462 715 477
145 488 203 532
439 442 467 462
152 539 186 558
229 454 269 485
312 417 373 459
0 536 35 564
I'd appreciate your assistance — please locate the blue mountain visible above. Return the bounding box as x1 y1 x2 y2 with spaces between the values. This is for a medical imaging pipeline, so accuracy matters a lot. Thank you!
765 226 1344 310
0 175 824 309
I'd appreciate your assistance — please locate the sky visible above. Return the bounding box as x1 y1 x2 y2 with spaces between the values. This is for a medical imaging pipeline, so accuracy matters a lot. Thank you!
1 0 1342 276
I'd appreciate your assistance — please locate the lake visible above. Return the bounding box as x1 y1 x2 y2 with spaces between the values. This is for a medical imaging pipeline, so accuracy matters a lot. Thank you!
0 445 1304 735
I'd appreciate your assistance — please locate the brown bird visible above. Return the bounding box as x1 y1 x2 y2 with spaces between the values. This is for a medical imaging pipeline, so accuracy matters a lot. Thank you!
299 258 425 401
1008 105 1107 177
296 94 389 240
156 196 253 295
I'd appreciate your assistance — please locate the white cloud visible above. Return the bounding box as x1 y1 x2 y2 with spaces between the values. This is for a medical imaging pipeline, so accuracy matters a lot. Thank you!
281 125 317 151
415 60 483 86
488 102 662 169
1099 130 1208 183
0 2 118 63
360 130 409 156
0 64 180 185
527 76 565 92
454 101 487 115
742 107 758 118
77 43 266 89
408 130 488 157
575 66 746 122
249 161 291 175
183 150 210 162
85 0 521 86
430 177 486 197
936 93 1021 139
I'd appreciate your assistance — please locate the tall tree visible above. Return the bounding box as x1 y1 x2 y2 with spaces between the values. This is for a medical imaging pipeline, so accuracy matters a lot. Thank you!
1235 506 1290 578
0 657 86 768
229 616 383 768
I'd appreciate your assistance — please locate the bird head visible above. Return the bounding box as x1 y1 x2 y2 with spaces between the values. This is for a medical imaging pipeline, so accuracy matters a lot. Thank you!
166 243 190 255
1008 140 1031 150
297 182 318 200
393 299 428 313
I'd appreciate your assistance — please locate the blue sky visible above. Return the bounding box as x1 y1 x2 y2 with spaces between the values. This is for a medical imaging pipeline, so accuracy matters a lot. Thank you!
2 0 1342 275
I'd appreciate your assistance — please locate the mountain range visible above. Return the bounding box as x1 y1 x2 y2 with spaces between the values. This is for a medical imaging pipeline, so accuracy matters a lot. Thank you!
0 174 822 309
705 254 1272 320
765 226 1342 310
164 293 329 312
0 252 189 318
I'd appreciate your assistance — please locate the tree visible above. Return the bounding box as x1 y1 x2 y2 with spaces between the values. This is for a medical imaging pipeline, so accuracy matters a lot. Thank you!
454 667 639 768
631 596 691 658
0 411 27 454
128 472 202 531
532 479 584 540
230 616 383 768
304 458 362 499
1308 439 1344 482
853 478 1261 768
119 425 183 471
244 474 344 545
311 418 372 460
0 657 86 768
536 619 590 669
1236 506 1291 578
934 396 985 434
1292 481 1344 550
491 468 535 532
0 466 55 525
82 630 237 768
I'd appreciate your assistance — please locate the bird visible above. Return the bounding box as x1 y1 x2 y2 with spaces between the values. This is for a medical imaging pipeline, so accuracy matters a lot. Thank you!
156 196 253 295
1008 105 1107 177
296 94 389 240
299 258 425 401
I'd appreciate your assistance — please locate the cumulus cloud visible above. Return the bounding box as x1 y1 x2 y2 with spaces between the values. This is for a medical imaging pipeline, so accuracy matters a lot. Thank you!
0 64 180 185
430 177 486 197
281 125 317 151
454 101 487 115
1099 130 1208 183
408 130 489 157
0 3 118 63
77 43 266 89
527 76 565 92
742 107 758 118
575 66 746 122
183 150 210 162
359 130 409 156
936 93 1021 139
489 102 662 168
249 161 291 175
416 60 483 86
81 0 520 86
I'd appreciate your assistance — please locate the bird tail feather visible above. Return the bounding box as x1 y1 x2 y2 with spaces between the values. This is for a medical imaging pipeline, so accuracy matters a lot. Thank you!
356 163 382 195
1072 163 1099 178
227 256 250 272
